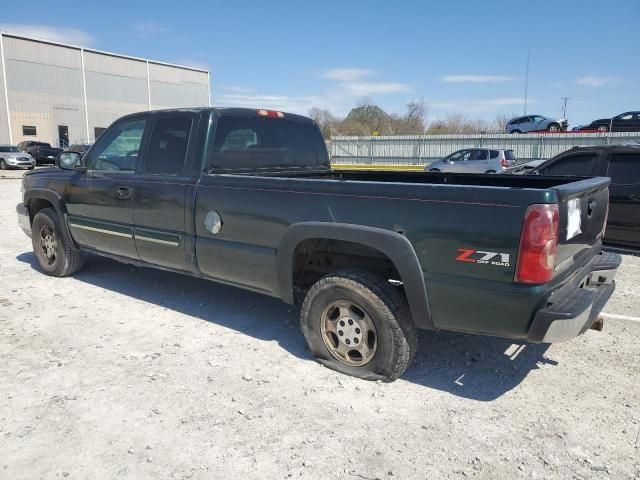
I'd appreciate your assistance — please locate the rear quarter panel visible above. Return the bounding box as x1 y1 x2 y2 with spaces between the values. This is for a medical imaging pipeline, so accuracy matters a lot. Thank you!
194 174 557 337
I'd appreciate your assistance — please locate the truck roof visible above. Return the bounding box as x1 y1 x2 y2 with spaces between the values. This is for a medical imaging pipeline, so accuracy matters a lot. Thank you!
121 107 316 124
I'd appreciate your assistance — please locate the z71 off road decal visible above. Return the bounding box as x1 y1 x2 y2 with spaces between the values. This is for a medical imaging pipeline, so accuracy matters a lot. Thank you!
456 249 511 267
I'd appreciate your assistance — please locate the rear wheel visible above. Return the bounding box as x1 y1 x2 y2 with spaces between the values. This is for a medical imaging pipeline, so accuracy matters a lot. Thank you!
597 124 609 132
511 130 522 134
429 168 440 172
548 123 561 132
32 207 84 277
300 270 417 382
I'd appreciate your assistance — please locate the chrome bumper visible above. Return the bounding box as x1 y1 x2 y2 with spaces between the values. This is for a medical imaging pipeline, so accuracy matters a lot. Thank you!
16 203 31 238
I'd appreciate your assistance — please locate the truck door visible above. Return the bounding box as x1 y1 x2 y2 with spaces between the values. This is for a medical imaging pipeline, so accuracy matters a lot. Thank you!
132 113 197 271
65 116 147 259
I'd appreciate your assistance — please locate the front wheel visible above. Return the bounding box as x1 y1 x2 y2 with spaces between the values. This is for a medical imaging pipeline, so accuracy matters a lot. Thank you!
511 130 522 134
32 207 84 277
429 168 440 172
300 270 417 382
548 123 561 132
597 124 609 132
484 170 497 174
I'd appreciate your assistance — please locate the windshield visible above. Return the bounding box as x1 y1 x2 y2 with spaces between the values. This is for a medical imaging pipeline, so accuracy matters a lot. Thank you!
0 146 20 152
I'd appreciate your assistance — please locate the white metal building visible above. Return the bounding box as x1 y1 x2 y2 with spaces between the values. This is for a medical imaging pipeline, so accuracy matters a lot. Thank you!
0 32 210 147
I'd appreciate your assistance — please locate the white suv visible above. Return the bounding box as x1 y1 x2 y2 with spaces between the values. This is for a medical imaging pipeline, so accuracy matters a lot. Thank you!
505 115 568 133
427 148 516 173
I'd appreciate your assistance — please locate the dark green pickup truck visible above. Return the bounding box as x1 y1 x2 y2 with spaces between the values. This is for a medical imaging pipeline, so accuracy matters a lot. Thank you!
17 108 620 381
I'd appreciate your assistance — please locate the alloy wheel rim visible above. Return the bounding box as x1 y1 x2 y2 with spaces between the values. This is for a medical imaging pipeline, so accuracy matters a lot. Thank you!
320 300 377 366
39 225 57 265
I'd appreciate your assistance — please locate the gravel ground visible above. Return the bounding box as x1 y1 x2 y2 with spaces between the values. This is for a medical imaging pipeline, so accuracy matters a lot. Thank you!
0 175 639 480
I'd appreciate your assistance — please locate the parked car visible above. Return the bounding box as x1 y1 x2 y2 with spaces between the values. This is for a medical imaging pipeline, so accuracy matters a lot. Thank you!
505 115 568 134
503 144 640 251
0 145 35 170
426 148 515 173
17 107 619 382
17 141 63 165
577 111 640 132
65 144 92 156
501 159 545 174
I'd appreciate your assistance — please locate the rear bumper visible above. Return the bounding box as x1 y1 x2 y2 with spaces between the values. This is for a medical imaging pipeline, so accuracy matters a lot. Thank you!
527 252 621 343
16 203 31 238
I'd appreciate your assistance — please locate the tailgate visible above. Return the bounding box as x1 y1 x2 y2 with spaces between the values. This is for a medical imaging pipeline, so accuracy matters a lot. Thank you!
551 177 610 278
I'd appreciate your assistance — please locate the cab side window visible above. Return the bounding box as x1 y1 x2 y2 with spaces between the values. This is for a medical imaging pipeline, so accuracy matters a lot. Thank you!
539 154 598 176
607 154 640 185
87 119 146 172
144 116 192 175
469 150 488 160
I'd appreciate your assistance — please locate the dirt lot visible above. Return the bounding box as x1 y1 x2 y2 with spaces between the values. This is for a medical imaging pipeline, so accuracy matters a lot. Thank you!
1 173 639 480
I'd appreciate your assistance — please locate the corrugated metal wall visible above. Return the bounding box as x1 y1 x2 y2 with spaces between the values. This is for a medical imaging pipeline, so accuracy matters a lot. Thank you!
3 36 85 146
0 33 210 146
149 63 209 110
84 51 149 138
331 132 640 165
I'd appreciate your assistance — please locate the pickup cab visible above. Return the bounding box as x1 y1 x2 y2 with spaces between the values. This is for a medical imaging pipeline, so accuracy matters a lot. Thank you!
16 108 621 381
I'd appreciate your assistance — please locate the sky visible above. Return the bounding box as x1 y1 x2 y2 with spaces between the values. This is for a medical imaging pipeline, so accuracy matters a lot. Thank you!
1 0 638 126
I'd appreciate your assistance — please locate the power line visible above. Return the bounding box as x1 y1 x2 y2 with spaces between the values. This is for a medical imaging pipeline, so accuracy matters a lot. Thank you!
561 97 571 118
523 47 530 115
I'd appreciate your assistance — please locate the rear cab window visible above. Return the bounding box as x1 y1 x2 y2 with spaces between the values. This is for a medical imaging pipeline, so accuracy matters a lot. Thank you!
539 154 599 176
209 116 328 172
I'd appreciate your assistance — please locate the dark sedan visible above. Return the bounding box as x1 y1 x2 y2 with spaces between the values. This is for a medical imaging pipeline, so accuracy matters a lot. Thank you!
578 111 640 132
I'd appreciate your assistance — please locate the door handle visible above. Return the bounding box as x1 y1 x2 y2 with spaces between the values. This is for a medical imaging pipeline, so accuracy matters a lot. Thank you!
116 186 132 199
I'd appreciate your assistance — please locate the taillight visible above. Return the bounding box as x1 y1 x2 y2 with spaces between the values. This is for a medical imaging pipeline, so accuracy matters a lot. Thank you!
501 157 509 168
515 204 559 284
257 109 285 118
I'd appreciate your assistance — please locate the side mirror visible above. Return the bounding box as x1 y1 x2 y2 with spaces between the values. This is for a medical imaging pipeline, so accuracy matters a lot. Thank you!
57 152 82 170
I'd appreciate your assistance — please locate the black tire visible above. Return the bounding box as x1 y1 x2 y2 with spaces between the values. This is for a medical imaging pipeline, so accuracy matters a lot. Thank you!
547 123 561 132
597 124 609 132
511 130 522 134
0 159 6 170
31 207 84 277
300 270 417 382
28 166 34 170
484 170 496 174
429 168 440 172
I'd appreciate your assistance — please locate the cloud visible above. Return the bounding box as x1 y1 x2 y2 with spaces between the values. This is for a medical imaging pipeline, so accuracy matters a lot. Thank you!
132 21 167 38
323 68 373 82
0 23 94 46
344 81 412 96
575 75 614 87
214 67 412 116
442 74 515 83
430 97 527 113
322 67 411 97
218 85 256 94
214 93 326 115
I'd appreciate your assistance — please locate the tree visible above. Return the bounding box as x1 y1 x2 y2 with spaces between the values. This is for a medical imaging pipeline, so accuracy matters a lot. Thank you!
308 107 338 139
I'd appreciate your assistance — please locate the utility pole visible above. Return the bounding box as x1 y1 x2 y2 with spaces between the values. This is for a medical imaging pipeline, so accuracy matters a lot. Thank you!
523 47 530 115
561 97 570 118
